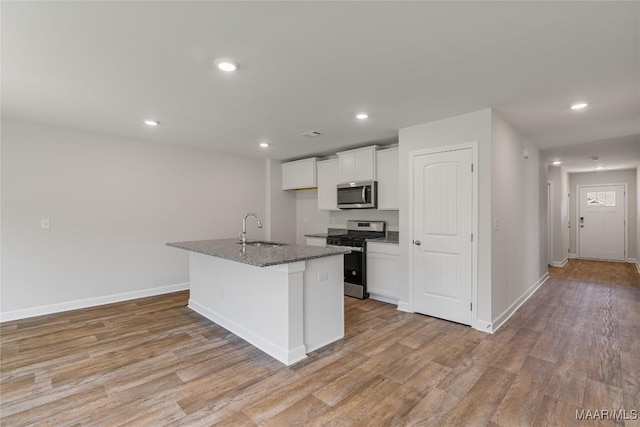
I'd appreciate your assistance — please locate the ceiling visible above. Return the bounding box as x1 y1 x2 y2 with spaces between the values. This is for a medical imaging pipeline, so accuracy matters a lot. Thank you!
2 2 639 163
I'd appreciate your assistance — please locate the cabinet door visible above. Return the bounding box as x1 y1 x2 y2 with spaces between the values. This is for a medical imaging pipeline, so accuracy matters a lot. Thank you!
282 158 317 190
355 148 376 181
338 152 357 183
367 249 399 300
337 146 377 183
317 159 339 210
376 148 399 210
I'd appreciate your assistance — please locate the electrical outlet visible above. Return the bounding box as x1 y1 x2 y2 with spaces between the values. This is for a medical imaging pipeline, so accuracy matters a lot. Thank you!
318 271 328 282
493 218 499 231
41 218 50 229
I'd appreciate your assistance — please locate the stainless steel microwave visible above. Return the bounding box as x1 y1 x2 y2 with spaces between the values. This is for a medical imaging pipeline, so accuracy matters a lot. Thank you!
337 180 377 209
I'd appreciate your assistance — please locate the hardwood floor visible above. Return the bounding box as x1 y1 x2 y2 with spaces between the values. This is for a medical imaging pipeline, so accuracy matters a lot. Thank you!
1 259 639 426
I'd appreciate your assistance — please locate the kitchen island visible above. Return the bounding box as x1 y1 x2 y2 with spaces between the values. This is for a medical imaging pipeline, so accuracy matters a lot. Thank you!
167 238 349 365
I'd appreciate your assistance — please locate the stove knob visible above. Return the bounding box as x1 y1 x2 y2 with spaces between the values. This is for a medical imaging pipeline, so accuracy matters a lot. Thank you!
352 271 356 276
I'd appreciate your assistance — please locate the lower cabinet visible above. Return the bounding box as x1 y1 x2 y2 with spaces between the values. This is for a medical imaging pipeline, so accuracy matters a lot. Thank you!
366 242 399 303
306 237 327 247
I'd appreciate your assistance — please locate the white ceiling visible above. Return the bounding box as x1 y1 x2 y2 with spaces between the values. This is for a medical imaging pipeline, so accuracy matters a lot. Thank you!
2 1 639 163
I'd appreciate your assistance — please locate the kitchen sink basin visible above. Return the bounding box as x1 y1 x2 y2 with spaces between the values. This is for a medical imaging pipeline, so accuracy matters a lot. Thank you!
239 241 287 247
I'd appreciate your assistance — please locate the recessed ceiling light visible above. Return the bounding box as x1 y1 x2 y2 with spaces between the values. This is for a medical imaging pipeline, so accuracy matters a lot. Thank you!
552 161 562 166
215 59 238 72
356 113 369 120
144 120 159 126
596 166 604 170
259 142 269 148
570 102 588 110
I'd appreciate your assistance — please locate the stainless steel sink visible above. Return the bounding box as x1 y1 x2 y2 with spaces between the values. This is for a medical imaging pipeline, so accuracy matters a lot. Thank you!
239 241 287 248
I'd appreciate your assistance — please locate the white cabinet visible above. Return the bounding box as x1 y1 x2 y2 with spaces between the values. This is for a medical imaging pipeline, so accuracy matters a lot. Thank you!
282 158 317 190
367 242 399 303
337 146 377 183
317 159 339 210
376 147 399 210
306 237 326 247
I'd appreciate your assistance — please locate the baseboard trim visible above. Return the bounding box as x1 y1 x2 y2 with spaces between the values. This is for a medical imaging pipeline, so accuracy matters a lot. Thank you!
396 301 412 313
491 272 550 333
369 293 400 305
188 299 307 366
473 319 493 333
569 253 578 259
551 257 568 268
0 282 190 323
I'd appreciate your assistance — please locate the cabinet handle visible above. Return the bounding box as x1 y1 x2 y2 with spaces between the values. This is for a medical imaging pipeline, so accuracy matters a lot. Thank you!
414 240 421 246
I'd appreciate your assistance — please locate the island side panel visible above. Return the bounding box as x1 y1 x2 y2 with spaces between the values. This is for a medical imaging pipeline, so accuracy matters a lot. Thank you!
303 254 345 352
187 252 306 365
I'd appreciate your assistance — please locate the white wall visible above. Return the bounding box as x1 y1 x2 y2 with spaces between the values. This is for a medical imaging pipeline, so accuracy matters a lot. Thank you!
329 210 399 230
399 109 493 328
568 169 637 259
294 189 399 244
1 119 267 319
637 166 640 268
547 165 570 265
490 112 547 325
265 159 296 244
561 167 570 262
295 190 330 244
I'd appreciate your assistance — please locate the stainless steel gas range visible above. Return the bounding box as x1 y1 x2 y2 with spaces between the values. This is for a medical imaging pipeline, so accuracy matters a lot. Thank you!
326 220 385 299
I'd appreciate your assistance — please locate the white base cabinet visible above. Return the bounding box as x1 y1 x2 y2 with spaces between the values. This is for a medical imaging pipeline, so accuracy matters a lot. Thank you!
367 242 399 303
306 237 327 247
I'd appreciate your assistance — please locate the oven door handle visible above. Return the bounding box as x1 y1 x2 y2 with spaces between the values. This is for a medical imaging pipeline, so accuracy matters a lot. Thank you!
327 244 363 252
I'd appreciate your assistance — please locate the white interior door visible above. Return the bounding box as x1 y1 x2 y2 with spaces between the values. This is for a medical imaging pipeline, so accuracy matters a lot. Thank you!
412 148 473 325
578 185 625 261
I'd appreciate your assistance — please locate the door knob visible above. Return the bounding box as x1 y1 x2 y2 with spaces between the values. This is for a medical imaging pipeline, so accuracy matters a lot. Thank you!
414 240 421 246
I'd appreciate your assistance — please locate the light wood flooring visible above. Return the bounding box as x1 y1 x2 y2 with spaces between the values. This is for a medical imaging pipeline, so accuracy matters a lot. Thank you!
1 259 639 426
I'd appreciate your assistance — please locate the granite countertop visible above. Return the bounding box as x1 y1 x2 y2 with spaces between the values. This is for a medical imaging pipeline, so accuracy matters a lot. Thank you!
367 231 399 245
167 238 351 267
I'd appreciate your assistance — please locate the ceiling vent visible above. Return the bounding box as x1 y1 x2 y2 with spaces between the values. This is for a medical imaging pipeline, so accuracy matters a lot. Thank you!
302 130 322 137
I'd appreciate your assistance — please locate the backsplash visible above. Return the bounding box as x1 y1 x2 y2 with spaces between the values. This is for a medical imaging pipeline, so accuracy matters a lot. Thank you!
329 209 399 229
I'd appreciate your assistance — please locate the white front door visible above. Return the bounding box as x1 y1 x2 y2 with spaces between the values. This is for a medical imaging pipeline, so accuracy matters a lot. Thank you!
412 148 473 325
578 185 626 261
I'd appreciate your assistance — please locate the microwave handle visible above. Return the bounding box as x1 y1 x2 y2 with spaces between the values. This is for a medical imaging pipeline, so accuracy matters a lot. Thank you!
362 186 366 203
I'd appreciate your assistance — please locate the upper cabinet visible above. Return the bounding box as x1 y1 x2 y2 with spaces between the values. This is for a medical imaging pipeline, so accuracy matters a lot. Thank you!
282 158 317 190
317 158 339 210
376 147 399 210
337 146 377 183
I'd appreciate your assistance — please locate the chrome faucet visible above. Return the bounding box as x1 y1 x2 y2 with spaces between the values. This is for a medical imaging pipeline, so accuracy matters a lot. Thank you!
239 212 262 245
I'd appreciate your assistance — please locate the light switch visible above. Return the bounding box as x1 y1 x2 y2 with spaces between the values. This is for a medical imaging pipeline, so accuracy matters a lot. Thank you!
41 218 50 229
318 271 328 282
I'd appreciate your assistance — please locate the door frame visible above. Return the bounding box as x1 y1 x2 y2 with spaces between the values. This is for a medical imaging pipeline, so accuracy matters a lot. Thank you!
548 181 554 266
575 183 628 261
408 141 479 329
